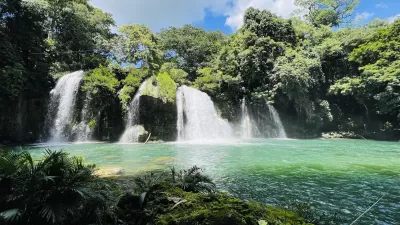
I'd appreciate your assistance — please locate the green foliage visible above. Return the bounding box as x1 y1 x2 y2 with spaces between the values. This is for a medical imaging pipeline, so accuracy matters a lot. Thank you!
132 166 216 194
141 73 177 103
0 150 110 225
156 73 177 103
273 47 323 119
0 0 52 101
295 0 359 27
169 166 216 194
88 119 97 129
42 0 115 73
158 24 225 78
119 68 149 110
107 24 162 71
160 63 188 85
242 7 297 44
330 20 400 122
193 67 222 94
83 65 119 95
81 66 119 121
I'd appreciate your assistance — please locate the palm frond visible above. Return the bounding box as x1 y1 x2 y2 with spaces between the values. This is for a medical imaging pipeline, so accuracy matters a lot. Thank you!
39 204 63 224
0 208 22 223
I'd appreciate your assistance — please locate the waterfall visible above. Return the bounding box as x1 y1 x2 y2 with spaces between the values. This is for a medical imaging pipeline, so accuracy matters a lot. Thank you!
240 98 253 138
76 93 94 142
46 71 84 142
176 86 233 141
267 104 287 138
119 80 148 143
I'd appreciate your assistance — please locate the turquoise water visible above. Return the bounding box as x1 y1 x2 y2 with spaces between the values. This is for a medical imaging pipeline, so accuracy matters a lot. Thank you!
24 139 400 224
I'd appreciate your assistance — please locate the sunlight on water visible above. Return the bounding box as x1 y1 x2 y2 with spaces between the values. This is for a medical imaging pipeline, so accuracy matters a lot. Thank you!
24 139 400 224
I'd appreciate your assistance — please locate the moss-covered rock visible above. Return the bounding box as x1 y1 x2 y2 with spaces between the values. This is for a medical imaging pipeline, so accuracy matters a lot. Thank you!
118 182 312 225
142 73 177 104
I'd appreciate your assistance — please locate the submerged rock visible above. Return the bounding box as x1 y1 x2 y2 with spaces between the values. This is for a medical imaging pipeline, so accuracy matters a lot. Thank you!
95 167 125 177
120 125 149 143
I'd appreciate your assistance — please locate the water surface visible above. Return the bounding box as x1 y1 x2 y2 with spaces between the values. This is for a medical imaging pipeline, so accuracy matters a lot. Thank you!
24 139 400 224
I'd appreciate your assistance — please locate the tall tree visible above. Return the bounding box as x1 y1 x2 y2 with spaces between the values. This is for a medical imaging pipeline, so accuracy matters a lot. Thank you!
295 0 359 27
45 0 115 73
0 0 51 101
107 24 162 72
158 24 225 79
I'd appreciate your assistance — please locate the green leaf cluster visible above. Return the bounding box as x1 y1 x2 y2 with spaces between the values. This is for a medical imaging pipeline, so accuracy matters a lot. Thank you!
0 150 110 225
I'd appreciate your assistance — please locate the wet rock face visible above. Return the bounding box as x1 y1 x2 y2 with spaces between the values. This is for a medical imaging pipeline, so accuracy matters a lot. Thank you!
139 95 177 142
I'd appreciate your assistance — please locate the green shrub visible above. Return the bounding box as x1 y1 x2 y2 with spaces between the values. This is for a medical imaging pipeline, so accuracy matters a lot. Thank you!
160 63 188 85
83 65 119 95
119 68 149 110
0 150 111 225
157 73 177 103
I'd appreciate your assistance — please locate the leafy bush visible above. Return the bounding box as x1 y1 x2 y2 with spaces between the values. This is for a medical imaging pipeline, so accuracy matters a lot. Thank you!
156 73 177 103
193 67 222 95
160 63 188 86
119 68 149 110
83 65 119 95
0 150 111 225
169 166 216 193
82 65 120 113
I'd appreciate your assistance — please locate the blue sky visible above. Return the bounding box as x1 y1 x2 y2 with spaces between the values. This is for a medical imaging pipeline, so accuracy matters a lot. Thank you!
91 0 400 34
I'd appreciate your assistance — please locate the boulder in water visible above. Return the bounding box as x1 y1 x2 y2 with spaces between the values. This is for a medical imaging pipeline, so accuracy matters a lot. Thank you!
120 125 149 143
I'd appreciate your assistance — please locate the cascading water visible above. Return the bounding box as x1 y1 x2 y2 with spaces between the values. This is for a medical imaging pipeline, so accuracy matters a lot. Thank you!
119 81 148 143
267 104 287 138
240 98 253 138
46 71 84 142
176 86 233 141
76 93 94 142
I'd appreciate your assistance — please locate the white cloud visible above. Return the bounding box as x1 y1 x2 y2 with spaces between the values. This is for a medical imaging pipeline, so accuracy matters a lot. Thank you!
376 3 388 8
91 0 297 31
388 14 400 23
354 12 374 22
91 0 230 31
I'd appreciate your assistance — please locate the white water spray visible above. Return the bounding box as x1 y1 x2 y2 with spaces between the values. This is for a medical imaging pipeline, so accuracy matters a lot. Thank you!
76 93 94 142
119 81 148 143
267 104 287 138
176 86 233 141
46 71 83 142
240 98 253 138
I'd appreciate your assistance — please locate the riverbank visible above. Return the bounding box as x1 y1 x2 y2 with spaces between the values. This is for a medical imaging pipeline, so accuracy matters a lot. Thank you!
0 150 315 225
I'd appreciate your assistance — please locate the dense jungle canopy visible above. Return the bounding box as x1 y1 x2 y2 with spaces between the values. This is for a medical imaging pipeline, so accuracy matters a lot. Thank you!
1 0 399 143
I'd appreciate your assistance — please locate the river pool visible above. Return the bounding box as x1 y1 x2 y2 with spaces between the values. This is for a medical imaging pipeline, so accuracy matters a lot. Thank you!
23 139 400 224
